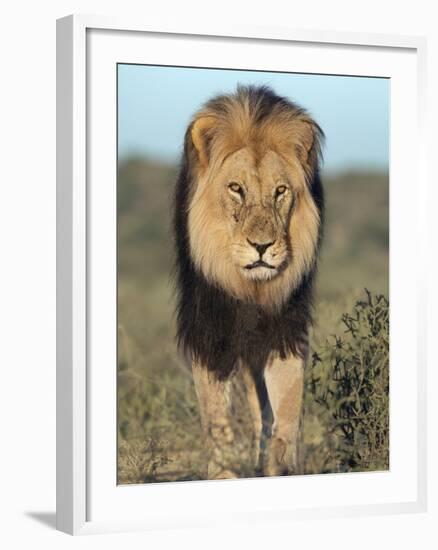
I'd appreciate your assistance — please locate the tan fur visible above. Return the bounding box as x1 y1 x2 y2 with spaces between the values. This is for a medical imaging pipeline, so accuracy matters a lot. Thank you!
241 366 263 468
187 94 320 310
192 361 237 479
264 353 305 476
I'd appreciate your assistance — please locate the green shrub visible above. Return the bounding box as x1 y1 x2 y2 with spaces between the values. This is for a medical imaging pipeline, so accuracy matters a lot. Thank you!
307 290 389 472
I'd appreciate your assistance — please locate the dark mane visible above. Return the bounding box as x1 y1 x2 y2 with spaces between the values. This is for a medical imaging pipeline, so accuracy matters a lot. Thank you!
173 85 324 380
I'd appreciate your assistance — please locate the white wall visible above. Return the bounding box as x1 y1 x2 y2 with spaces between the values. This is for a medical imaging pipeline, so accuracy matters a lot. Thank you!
0 0 436 547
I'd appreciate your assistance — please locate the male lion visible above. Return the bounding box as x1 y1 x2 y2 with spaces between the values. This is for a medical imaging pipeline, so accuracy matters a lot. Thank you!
173 85 324 479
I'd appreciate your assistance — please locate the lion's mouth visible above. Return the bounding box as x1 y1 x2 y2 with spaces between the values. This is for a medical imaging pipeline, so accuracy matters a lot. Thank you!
244 260 276 270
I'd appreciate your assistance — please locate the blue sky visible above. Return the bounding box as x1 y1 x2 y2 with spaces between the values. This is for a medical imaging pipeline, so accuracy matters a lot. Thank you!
118 64 389 174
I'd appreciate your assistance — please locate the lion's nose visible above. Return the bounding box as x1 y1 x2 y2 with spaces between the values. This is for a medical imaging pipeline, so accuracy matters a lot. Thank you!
247 239 275 257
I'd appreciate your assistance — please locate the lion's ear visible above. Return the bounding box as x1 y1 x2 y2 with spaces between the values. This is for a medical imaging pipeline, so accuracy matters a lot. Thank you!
293 119 322 167
190 115 217 169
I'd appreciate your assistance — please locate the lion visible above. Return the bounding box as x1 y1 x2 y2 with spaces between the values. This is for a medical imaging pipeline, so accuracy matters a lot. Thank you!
173 85 324 479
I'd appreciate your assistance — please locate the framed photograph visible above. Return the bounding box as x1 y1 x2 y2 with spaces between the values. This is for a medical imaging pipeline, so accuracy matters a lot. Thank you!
56 15 427 535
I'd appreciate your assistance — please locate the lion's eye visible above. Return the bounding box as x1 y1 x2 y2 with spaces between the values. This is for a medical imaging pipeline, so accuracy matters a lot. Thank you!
228 182 244 196
275 185 287 198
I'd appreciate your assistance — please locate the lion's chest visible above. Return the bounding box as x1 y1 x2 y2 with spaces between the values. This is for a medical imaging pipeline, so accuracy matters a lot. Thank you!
225 297 309 370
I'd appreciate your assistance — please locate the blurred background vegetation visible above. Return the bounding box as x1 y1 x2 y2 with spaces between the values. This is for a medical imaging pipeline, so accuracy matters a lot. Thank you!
117 158 389 484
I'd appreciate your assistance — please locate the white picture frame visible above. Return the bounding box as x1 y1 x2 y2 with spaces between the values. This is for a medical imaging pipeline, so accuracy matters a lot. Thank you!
56 14 428 535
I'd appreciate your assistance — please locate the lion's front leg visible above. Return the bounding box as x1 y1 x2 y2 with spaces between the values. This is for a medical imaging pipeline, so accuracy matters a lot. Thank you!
264 353 304 477
192 361 237 480
241 366 263 470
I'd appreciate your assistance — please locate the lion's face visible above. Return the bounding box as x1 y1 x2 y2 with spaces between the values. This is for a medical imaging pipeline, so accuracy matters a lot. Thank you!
186 92 322 309
215 148 294 282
